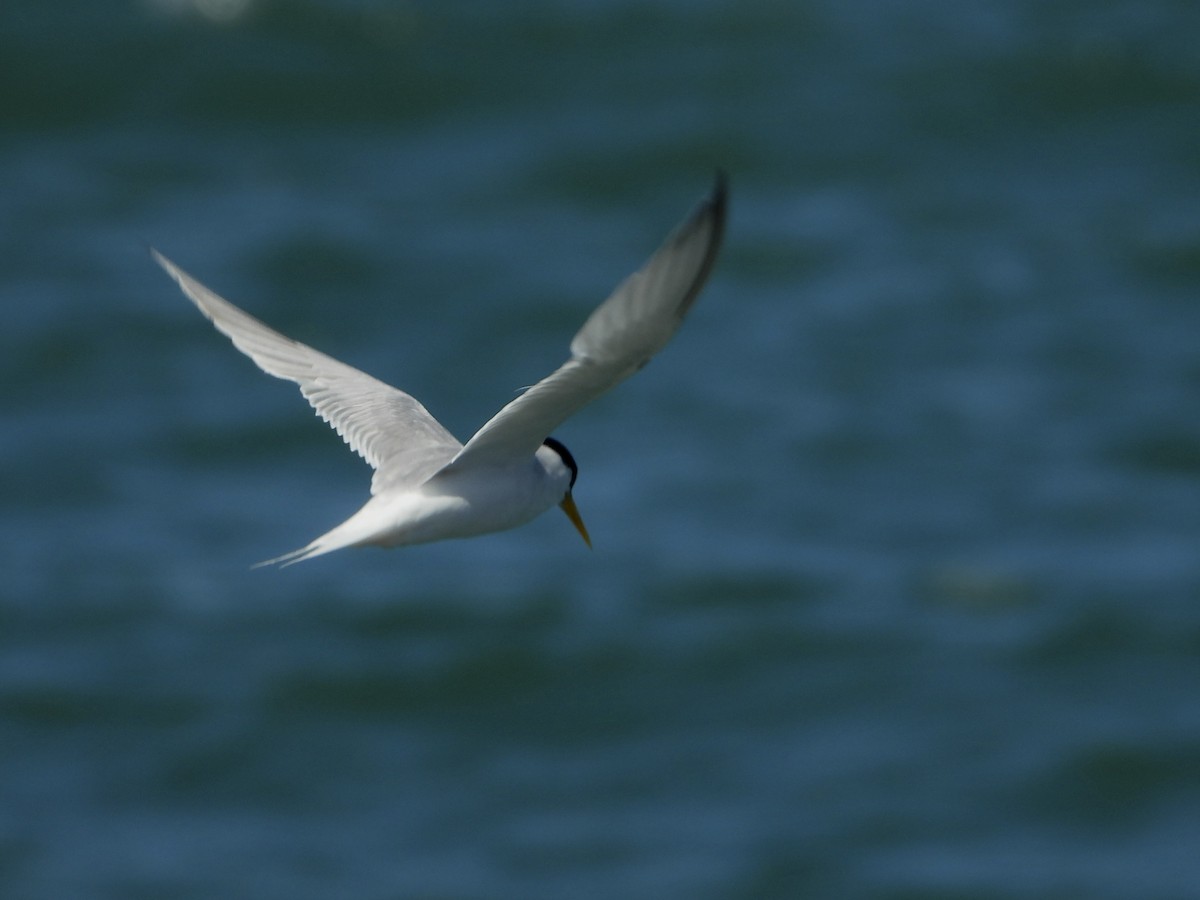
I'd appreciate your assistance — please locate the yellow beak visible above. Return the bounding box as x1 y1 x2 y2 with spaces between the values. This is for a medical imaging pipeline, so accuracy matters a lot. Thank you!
559 492 592 548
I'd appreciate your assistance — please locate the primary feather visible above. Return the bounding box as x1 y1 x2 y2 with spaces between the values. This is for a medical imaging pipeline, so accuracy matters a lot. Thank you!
152 250 463 493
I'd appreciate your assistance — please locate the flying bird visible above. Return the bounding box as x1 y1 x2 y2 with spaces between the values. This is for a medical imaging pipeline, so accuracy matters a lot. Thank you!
154 173 727 565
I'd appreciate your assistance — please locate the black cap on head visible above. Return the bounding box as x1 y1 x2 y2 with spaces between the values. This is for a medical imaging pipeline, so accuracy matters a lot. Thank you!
541 437 578 488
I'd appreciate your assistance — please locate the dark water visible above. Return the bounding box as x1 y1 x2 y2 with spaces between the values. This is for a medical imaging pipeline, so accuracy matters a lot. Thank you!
4 1 1200 897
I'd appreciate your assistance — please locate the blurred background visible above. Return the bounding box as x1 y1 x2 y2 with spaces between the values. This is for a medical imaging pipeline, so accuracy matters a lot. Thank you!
3 1 1200 897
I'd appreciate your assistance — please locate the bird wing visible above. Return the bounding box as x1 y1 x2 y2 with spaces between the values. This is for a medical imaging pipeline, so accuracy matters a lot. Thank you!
153 250 463 493
442 172 728 472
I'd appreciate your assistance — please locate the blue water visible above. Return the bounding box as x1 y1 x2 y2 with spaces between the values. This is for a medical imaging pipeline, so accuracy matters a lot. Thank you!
4 1 1200 897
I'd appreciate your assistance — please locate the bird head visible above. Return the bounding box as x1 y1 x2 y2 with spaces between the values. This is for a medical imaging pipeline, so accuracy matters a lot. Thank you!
542 437 591 548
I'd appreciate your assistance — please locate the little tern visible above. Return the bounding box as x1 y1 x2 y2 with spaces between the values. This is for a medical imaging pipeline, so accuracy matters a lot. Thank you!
154 173 727 565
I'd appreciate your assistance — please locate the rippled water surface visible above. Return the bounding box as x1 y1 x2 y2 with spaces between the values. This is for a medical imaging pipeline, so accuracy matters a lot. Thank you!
4 1 1200 897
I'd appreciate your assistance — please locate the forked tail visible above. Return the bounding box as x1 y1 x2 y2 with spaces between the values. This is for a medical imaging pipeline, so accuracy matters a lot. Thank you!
252 543 322 569
251 510 380 568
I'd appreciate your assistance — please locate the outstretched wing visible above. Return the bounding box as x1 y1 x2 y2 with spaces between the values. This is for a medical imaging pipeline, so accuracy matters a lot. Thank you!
153 251 462 493
444 172 728 472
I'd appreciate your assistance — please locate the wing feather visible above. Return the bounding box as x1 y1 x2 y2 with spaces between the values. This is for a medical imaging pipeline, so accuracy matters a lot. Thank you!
153 250 462 492
445 172 728 471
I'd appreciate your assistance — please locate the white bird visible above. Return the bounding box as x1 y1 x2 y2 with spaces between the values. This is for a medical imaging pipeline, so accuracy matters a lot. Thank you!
154 174 727 566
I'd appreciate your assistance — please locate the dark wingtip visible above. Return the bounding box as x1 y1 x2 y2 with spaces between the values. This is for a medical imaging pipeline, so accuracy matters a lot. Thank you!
709 170 729 222
703 170 729 246
712 169 729 201
667 171 728 318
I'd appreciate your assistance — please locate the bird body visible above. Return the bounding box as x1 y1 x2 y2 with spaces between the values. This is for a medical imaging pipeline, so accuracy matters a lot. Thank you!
270 444 573 566
154 174 727 565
